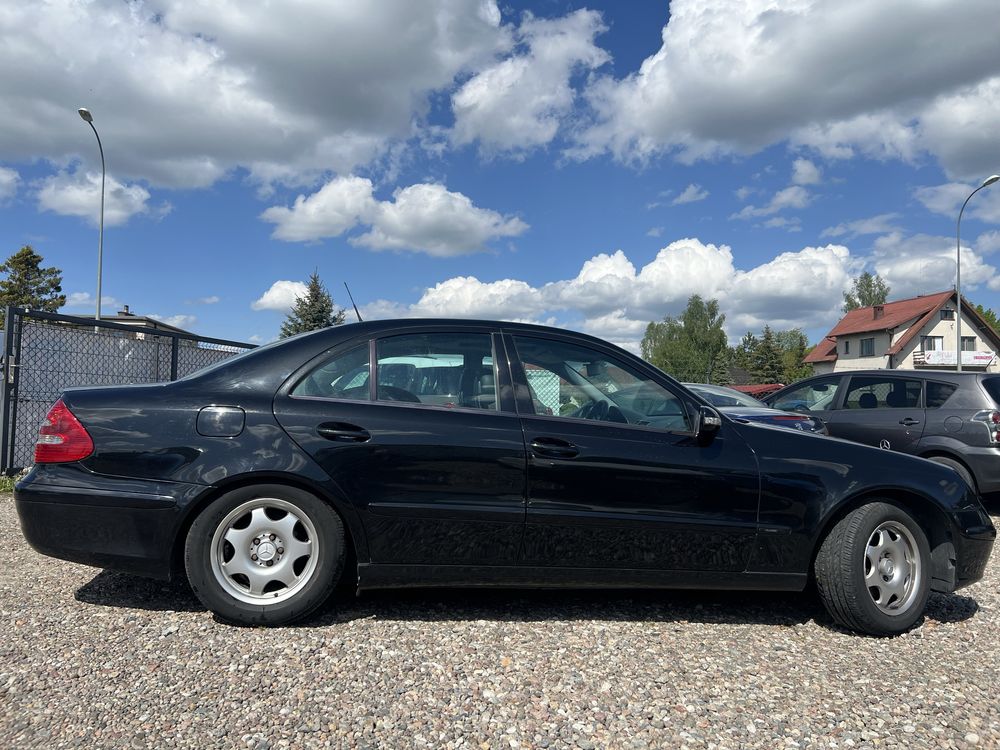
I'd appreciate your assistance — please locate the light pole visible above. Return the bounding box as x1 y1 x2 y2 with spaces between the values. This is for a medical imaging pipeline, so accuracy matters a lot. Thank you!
77 107 105 321
956 174 999 371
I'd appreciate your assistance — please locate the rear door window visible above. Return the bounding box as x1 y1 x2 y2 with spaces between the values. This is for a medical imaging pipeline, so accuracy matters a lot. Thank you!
843 376 921 409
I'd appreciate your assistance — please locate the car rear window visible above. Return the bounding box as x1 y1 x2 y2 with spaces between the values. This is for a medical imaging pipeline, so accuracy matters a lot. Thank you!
983 377 1000 407
925 381 958 408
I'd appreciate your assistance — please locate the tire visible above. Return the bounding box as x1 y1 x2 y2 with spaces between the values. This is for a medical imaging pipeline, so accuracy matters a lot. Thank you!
814 501 930 636
184 484 345 626
927 456 976 492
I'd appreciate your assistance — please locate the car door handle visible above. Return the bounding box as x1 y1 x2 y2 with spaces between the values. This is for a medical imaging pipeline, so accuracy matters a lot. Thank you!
898 418 920 426
316 422 371 442
529 437 579 459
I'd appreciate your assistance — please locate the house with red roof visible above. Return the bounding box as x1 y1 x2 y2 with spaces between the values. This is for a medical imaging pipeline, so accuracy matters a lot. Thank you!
804 290 1000 374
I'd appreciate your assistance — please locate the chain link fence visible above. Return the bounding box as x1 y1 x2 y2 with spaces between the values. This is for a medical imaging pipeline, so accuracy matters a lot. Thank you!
1 307 254 473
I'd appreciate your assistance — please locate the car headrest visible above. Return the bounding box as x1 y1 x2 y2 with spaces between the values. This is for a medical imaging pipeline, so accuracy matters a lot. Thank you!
858 392 878 409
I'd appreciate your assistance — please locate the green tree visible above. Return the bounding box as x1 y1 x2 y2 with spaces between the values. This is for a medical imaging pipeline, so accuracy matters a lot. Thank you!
975 304 1000 335
732 331 759 371
279 271 345 338
641 295 728 382
750 325 785 384
774 328 813 383
0 246 66 328
843 272 890 312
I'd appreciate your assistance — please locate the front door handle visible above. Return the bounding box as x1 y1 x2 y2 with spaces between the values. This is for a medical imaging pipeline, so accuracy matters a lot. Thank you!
530 437 579 459
317 422 371 442
899 418 920 426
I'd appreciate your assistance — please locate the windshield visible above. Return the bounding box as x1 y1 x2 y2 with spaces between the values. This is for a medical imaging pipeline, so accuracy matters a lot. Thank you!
687 383 766 408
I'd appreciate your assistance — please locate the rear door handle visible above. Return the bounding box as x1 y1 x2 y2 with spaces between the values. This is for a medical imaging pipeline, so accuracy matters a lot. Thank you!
317 422 371 442
898 418 920 426
530 437 579 459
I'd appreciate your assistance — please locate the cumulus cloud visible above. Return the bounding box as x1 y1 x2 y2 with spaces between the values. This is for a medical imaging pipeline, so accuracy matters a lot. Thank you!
574 0 1000 178
263 178 528 256
251 280 309 312
359 238 857 350
671 184 709 205
915 182 1000 224
0 0 510 188
36 170 167 226
791 158 822 186
196 296 221 305
0 166 18 200
451 9 609 155
821 213 903 238
149 314 197 330
62 292 120 310
871 231 1000 298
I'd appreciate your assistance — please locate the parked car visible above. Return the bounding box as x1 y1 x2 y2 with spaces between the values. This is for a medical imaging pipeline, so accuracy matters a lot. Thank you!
683 382 828 434
15 320 995 635
765 370 1000 495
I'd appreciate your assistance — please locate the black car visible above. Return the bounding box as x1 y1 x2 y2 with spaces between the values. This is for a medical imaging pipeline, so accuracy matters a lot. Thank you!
15 320 996 635
765 370 1000 495
683 383 827 434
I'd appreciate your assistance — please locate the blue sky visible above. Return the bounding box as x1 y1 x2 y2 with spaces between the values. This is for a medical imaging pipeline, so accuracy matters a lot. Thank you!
1 0 999 351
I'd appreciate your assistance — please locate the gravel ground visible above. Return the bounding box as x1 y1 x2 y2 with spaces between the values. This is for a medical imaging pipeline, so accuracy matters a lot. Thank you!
3 493 999 749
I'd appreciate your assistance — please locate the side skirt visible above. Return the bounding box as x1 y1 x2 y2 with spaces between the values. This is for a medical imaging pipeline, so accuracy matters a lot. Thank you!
356 564 807 592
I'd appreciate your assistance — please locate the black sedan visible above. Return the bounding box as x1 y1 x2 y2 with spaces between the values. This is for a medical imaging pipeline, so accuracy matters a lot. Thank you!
683 383 828 434
15 319 996 635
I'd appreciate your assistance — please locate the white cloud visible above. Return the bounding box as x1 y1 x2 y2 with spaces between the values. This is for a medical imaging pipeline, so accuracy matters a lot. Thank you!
149 314 197 330
791 158 821 186
359 238 858 351
36 170 164 226
251 280 309 312
870 231 1000 298
761 216 802 231
0 166 18 200
574 0 1000 177
646 226 663 238
62 292 120 310
915 182 1000 224
451 9 609 155
196 296 220 305
260 175 376 242
262 178 527 255
731 185 811 219
821 213 902 238
671 183 708 205
0 0 511 188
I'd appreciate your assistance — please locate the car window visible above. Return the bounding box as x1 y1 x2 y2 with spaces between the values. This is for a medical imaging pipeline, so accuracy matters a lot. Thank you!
291 343 371 400
771 377 841 413
375 332 497 410
926 381 958 409
983 377 1000 407
512 336 691 431
844 376 921 409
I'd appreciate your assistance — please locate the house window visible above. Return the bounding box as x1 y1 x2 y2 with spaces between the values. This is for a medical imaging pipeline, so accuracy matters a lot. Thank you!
940 308 955 321
962 336 976 352
860 338 875 357
843 340 850 355
921 336 943 352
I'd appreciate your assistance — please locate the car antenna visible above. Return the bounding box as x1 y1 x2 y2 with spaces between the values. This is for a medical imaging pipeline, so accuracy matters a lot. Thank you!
344 282 363 322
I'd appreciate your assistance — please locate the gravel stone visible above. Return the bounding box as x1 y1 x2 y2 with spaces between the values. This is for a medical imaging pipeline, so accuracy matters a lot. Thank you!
3 493 1000 748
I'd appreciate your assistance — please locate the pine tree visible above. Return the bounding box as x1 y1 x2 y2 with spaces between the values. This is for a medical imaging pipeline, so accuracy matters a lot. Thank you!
750 325 785 384
279 271 345 338
0 246 66 328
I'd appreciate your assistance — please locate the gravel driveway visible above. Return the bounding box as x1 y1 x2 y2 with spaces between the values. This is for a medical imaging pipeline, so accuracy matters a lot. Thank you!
3 493 999 749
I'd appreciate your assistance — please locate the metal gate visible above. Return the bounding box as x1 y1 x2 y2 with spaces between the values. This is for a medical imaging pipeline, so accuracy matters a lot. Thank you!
0 307 254 474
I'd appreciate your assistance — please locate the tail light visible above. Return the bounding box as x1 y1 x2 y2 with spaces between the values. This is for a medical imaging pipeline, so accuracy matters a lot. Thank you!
35 398 94 463
972 410 1000 443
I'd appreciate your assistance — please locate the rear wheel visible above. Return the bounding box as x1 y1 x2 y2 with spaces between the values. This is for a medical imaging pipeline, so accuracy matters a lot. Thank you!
814 501 930 636
185 484 344 626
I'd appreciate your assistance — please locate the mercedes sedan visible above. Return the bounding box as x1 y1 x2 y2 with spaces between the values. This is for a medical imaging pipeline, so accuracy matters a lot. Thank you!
15 320 996 635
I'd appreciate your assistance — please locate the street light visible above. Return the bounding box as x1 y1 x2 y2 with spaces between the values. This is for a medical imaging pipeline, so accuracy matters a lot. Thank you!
956 174 999 372
77 107 105 321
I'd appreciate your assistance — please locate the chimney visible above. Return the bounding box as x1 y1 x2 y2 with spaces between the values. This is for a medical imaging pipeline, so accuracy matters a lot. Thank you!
873 305 884 320
118 304 134 317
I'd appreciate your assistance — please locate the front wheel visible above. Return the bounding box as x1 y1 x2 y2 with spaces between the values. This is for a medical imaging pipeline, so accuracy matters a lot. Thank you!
814 502 930 636
185 484 345 626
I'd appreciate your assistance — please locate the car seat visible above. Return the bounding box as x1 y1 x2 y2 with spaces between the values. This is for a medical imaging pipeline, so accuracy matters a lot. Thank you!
858 392 878 409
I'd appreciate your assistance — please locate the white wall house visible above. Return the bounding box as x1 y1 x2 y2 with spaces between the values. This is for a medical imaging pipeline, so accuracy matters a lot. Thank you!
805 290 1000 374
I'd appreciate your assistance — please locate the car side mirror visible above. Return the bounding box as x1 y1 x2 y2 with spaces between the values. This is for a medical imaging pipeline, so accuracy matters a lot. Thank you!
697 405 723 445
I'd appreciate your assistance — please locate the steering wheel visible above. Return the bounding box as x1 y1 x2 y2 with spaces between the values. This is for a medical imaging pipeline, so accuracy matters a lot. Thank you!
590 399 609 421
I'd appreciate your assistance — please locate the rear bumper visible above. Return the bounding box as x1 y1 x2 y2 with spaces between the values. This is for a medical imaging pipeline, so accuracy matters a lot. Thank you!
962 446 1000 494
953 526 996 590
15 471 206 580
